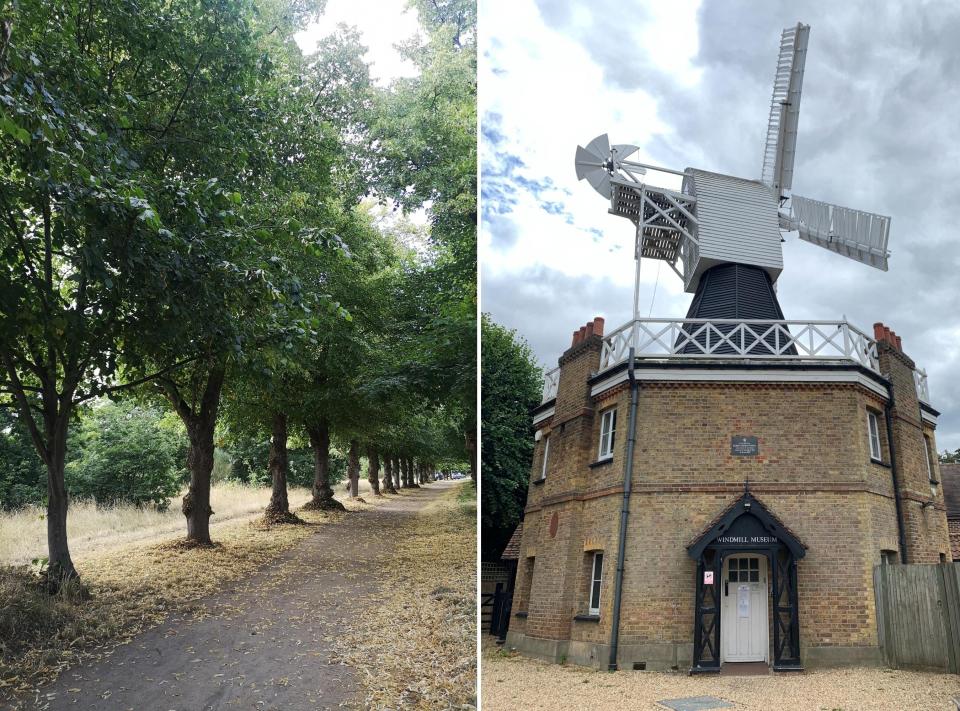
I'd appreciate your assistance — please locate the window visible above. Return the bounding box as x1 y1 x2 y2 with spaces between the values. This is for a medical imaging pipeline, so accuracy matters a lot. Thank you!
924 435 938 485
880 549 898 565
540 436 550 481
589 552 604 615
598 409 617 460
867 411 882 461
521 557 535 611
727 557 760 583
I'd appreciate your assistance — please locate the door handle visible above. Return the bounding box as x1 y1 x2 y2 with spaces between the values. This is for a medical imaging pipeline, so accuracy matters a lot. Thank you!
724 581 728 597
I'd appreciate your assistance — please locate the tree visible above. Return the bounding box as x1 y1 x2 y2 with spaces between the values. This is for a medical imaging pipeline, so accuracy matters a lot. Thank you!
0 2 213 579
480 314 542 560
368 1 477 479
941 449 960 464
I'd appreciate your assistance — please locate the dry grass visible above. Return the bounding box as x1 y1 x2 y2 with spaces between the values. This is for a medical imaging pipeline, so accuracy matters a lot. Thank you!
0 480 373 567
333 483 477 708
0 483 379 701
481 647 960 710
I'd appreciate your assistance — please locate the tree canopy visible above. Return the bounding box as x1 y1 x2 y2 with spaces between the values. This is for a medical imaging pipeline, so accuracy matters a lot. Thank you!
480 314 541 560
0 0 475 584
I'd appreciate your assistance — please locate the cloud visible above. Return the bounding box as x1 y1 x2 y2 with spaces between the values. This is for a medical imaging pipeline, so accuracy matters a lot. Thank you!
482 0 960 449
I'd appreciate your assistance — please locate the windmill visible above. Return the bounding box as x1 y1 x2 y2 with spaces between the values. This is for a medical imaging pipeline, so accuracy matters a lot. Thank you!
574 23 891 324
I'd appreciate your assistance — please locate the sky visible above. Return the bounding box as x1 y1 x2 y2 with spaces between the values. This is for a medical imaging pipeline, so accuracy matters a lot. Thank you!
480 0 960 451
294 0 420 84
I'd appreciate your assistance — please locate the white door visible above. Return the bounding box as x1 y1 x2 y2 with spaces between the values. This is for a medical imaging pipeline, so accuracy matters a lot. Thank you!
720 555 768 663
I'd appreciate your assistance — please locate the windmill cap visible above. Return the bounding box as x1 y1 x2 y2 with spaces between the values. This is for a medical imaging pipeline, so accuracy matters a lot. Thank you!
873 322 903 352
571 317 606 347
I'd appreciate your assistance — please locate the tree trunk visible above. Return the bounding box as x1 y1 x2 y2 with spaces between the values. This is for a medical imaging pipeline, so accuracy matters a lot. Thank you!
264 412 300 523
393 455 402 489
347 439 360 499
45 413 76 584
183 416 216 545
466 428 477 484
303 419 346 511
367 445 382 496
162 364 225 546
382 455 396 494
406 457 419 488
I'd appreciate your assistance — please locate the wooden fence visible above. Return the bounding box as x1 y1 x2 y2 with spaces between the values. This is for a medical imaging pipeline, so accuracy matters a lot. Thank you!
874 563 960 672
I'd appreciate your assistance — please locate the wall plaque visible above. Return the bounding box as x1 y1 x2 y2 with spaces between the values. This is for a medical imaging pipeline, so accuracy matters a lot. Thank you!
731 435 759 456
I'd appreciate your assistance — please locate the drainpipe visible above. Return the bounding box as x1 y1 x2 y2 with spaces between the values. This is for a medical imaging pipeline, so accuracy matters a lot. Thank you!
883 380 908 564
609 347 639 671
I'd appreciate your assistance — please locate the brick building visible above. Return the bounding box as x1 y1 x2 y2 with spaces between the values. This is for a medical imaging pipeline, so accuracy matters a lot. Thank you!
506 313 948 672
940 463 960 560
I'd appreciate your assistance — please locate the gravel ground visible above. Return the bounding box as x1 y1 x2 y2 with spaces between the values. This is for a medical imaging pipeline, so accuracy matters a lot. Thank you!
481 648 960 710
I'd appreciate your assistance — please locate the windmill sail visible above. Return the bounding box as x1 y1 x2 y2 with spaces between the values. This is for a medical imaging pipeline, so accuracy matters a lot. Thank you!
782 194 891 271
761 23 810 196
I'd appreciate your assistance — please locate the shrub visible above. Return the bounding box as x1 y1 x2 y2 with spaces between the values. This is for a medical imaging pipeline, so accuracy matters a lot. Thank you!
66 400 183 509
0 410 47 509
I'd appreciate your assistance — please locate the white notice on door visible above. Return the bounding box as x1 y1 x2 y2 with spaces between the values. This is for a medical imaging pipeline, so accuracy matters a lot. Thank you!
737 584 750 618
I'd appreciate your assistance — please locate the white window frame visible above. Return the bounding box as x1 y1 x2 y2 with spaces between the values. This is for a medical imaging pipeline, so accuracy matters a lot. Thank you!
540 436 550 480
598 409 617 460
589 552 603 615
867 411 882 462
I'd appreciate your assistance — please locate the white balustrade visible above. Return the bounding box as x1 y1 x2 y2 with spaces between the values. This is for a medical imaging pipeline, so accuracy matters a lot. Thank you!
914 367 931 406
542 367 560 403
596 318 880 373
539 317 934 408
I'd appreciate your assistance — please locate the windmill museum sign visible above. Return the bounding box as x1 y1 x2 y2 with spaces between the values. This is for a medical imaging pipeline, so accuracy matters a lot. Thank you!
506 23 949 673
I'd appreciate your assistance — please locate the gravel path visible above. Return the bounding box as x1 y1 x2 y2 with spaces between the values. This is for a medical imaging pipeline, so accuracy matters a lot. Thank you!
481 648 960 710
32 484 452 711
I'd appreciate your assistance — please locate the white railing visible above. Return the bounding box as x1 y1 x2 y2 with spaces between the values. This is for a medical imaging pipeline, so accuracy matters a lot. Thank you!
914 368 931 406
539 318 935 407
598 318 880 373
542 367 560 402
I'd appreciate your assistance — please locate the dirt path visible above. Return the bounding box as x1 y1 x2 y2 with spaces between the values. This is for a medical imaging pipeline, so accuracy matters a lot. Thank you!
34 483 456 711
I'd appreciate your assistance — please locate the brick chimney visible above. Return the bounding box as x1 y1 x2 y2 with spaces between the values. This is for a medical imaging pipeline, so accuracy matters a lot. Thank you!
873 321 945 563
553 316 606 441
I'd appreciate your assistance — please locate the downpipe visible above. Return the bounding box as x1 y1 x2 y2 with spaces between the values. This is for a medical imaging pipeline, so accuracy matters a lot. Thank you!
609 347 639 671
883 379 908 564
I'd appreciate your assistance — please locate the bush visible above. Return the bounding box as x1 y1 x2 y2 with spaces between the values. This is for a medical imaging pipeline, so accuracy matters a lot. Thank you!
66 400 183 509
0 410 46 509
211 448 235 485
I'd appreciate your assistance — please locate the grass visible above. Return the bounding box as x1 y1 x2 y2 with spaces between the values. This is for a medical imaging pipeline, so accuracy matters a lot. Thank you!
0 480 377 701
456 478 477 515
0 480 373 567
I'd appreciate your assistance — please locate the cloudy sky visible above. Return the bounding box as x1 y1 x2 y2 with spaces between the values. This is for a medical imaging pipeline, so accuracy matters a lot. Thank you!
295 0 419 84
480 0 960 451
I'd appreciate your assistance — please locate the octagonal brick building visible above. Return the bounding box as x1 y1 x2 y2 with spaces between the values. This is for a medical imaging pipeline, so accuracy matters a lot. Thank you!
506 315 948 671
